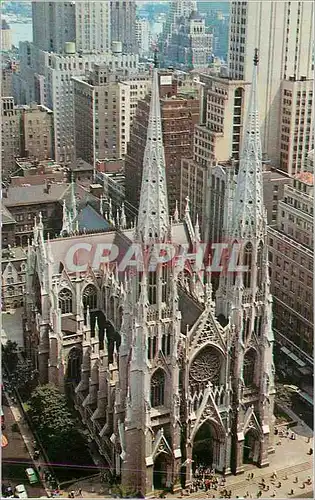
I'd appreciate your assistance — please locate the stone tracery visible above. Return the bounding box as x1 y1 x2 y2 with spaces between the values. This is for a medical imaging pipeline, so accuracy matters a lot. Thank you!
190 346 222 385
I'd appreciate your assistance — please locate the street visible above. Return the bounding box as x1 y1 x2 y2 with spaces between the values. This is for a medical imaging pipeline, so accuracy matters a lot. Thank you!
2 396 47 498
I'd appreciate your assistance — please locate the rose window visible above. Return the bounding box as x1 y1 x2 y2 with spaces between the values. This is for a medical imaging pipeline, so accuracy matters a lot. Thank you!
190 346 222 384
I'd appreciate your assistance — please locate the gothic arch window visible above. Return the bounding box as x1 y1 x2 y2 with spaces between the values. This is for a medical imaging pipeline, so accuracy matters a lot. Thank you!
254 315 262 337
243 242 253 288
243 349 256 386
59 288 73 314
242 316 251 342
232 239 240 285
148 271 157 305
34 272 42 314
82 284 97 310
161 263 168 302
110 295 115 322
151 369 165 407
256 241 264 289
66 347 82 384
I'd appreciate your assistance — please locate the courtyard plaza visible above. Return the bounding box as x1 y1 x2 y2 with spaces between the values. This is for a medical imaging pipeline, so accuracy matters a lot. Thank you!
54 417 313 499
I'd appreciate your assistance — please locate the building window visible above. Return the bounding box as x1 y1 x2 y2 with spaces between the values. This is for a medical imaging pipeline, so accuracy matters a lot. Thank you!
243 349 256 386
243 242 252 288
256 241 263 288
58 288 73 314
82 284 98 310
151 369 165 407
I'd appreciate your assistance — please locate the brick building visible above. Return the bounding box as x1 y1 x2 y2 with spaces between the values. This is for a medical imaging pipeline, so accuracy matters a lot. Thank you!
125 71 200 213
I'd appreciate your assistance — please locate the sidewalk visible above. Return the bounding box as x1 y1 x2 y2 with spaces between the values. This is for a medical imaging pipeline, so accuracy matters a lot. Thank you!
5 391 52 497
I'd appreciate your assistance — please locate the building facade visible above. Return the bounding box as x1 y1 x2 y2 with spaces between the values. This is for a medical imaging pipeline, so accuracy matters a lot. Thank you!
228 0 314 165
20 103 54 160
18 42 140 163
32 1 110 54
1 97 21 180
135 18 151 57
1 246 27 311
166 12 213 70
24 56 275 495
1 19 12 51
73 67 150 165
1 97 54 180
279 77 314 176
268 173 313 369
110 0 138 54
125 70 200 214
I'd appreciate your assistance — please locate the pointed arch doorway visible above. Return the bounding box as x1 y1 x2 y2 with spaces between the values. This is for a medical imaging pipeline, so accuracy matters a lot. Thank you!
153 452 170 490
243 428 260 464
192 421 220 471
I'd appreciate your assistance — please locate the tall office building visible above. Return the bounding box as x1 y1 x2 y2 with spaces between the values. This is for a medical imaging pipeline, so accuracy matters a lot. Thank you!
110 0 138 53
32 0 110 53
73 66 150 165
228 0 314 165
268 172 313 385
18 42 140 163
166 12 213 70
32 1 76 53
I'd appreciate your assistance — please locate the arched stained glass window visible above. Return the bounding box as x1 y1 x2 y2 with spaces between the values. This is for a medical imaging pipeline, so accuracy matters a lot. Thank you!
82 284 97 310
151 369 165 407
59 288 73 314
243 243 253 288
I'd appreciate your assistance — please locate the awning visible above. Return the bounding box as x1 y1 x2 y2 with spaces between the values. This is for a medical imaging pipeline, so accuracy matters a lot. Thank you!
280 346 306 367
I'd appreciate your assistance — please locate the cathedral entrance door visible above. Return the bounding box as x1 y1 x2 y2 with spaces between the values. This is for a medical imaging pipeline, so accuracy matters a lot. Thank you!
243 429 260 464
192 421 217 470
153 453 169 490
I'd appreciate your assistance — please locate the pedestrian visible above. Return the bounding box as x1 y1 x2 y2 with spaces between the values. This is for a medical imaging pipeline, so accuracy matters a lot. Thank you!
293 476 298 483
289 489 294 495
251 472 254 480
308 448 313 455
283 473 288 480
271 491 276 497
277 481 282 488
78 488 82 497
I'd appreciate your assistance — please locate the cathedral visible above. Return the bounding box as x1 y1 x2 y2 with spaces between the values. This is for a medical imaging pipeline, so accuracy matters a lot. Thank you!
24 52 275 494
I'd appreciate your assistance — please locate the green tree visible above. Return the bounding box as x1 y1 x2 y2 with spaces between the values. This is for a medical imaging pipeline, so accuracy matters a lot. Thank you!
2 341 38 398
27 384 88 466
2 340 19 372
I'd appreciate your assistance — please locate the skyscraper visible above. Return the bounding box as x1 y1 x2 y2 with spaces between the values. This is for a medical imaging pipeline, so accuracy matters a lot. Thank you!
110 0 138 53
32 0 110 53
228 0 314 165
32 1 76 53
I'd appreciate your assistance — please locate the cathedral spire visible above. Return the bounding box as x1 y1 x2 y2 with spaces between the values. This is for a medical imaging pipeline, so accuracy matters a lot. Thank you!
137 68 169 244
232 49 265 239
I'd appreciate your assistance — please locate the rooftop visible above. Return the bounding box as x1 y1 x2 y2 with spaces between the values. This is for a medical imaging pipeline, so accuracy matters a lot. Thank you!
294 172 314 186
1 204 16 225
2 246 27 262
3 183 69 207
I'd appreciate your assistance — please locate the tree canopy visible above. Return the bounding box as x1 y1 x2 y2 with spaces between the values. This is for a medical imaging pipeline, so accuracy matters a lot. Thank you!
27 384 89 466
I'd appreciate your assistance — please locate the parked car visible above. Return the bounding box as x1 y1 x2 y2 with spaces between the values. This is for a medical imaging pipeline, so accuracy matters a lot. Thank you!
25 468 38 484
14 484 28 499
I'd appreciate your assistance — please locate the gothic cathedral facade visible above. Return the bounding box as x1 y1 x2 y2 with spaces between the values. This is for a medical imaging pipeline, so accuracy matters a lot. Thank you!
25 53 275 494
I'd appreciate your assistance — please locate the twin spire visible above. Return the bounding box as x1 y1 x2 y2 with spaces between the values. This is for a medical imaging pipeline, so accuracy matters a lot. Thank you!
232 48 266 238
136 66 169 244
